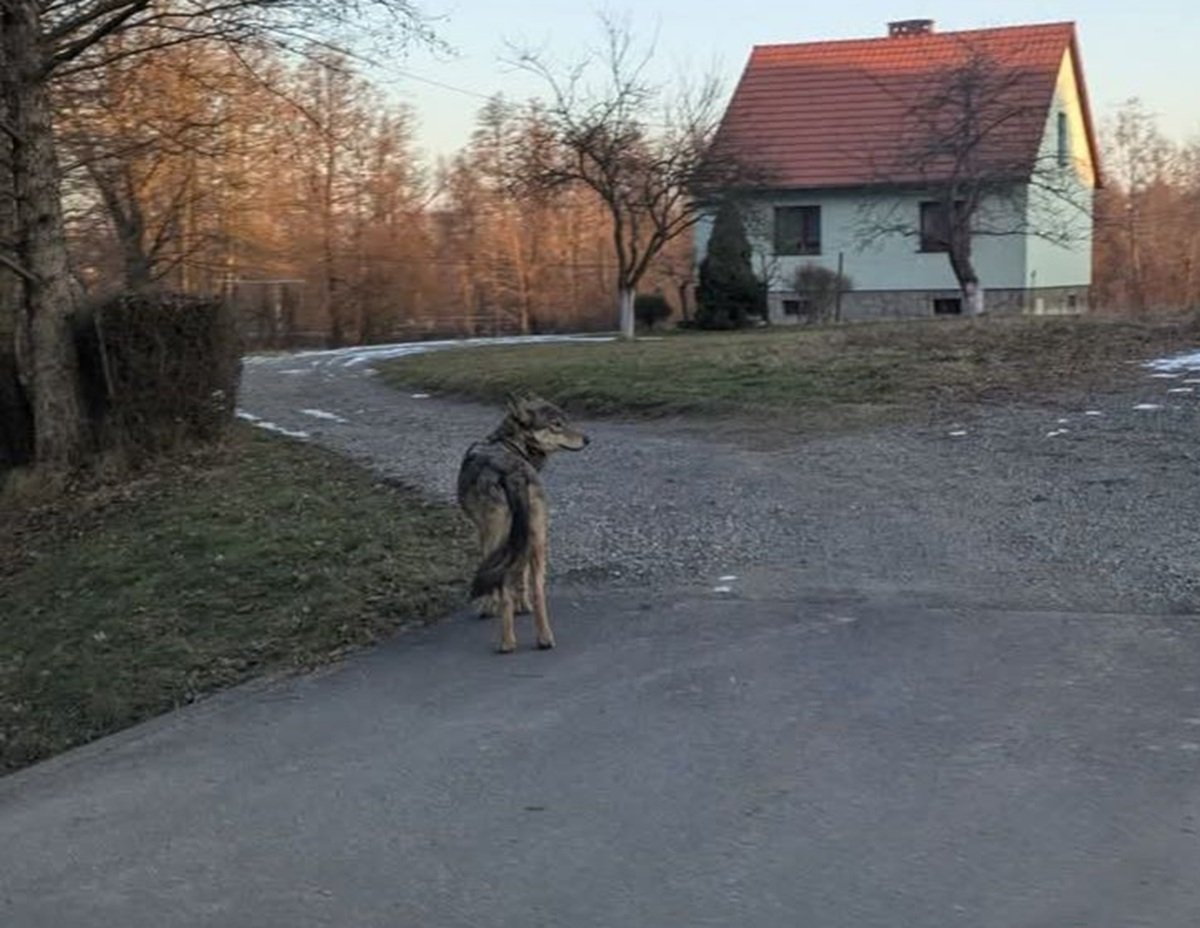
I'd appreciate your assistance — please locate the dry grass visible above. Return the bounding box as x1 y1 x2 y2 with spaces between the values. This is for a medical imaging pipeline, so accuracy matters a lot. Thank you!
379 315 1200 431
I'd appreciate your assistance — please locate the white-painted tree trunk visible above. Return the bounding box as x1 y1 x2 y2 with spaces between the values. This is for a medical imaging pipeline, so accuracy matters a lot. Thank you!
964 281 986 316
618 286 636 339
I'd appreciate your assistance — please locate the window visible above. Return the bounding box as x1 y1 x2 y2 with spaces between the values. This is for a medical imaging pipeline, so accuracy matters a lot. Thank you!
782 298 815 319
933 298 962 316
774 206 821 255
919 200 966 253
1057 112 1069 168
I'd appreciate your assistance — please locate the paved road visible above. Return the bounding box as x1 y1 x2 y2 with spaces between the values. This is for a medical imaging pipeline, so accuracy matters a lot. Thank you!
3 339 1200 926
3 580 1200 927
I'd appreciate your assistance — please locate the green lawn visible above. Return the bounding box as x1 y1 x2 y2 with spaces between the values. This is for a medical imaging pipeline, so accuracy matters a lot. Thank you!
378 315 1200 431
0 428 471 774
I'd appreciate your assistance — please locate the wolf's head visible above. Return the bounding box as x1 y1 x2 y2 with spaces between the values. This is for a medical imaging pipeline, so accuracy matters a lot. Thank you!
505 393 590 455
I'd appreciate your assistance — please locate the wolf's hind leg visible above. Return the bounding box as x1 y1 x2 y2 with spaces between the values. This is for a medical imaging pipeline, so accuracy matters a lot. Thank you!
516 564 533 615
497 587 518 654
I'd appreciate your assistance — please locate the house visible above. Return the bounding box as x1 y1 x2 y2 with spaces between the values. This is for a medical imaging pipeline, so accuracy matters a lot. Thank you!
702 20 1101 321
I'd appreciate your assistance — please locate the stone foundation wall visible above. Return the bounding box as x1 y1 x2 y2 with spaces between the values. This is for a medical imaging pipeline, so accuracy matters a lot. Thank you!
768 286 1090 324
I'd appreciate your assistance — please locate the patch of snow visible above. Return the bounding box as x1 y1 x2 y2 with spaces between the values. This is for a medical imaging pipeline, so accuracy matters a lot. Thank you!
410 393 431 399
300 408 348 423
1084 410 1103 417
1150 372 1182 379
712 585 733 594
1045 429 1069 438
1133 403 1163 411
238 412 310 439
246 334 617 371
948 430 968 438
253 421 310 440
717 575 738 582
1167 387 1194 394
1146 350 1200 373
1056 418 1071 424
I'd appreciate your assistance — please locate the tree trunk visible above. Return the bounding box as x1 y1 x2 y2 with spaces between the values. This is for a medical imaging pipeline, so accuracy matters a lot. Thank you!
0 97 18 356
947 240 984 317
618 285 635 339
2 1 87 469
676 280 691 323
964 281 985 316
90 164 153 290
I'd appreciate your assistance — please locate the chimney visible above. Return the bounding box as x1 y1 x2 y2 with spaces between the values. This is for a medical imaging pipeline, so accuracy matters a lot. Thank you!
887 19 935 37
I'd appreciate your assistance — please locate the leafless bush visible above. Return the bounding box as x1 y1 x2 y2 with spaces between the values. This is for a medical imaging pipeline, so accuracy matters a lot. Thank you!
75 292 241 459
793 264 853 323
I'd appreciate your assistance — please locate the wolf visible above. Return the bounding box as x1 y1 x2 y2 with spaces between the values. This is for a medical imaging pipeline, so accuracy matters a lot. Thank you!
457 393 589 653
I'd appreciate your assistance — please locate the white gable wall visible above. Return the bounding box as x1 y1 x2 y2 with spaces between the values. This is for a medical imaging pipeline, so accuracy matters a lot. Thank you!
1024 48 1096 299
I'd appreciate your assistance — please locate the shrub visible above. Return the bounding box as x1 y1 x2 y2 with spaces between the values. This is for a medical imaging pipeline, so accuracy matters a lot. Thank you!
792 264 854 323
74 292 242 459
696 200 766 330
634 293 672 330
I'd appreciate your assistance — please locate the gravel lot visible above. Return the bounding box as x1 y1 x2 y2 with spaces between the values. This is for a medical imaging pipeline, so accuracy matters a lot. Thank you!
240 340 1200 615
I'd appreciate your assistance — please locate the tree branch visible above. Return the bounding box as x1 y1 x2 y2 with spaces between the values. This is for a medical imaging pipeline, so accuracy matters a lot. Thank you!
0 250 38 283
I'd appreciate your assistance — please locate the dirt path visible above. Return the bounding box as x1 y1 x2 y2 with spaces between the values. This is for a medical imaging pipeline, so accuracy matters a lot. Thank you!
240 340 1200 615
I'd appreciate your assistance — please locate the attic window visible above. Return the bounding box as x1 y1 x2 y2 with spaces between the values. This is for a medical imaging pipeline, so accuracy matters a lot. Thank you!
1056 112 1068 167
774 206 821 256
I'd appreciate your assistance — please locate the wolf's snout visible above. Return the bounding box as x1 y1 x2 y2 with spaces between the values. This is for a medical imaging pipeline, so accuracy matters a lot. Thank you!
582 434 591 447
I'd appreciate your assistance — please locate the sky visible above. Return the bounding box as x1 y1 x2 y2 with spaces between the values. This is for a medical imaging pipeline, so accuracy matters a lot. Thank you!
376 0 1199 163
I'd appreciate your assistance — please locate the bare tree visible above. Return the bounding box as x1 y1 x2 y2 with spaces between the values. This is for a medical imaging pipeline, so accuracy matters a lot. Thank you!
0 0 434 470
56 37 243 291
511 15 756 339
1093 99 1200 313
856 47 1094 316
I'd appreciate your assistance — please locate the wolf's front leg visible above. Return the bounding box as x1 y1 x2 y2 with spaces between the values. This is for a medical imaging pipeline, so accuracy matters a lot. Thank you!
529 503 554 650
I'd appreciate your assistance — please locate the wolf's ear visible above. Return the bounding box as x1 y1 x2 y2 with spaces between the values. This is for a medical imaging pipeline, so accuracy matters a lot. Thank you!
505 392 532 423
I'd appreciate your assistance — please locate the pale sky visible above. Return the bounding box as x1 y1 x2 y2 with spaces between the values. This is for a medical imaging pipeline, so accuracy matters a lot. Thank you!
384 0 1199 163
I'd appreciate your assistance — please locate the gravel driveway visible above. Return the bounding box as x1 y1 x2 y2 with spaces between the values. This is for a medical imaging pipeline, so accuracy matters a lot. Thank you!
240 338 1200 615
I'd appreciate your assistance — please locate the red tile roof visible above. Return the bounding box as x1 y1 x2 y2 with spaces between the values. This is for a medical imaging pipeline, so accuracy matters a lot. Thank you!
714 22 1100 189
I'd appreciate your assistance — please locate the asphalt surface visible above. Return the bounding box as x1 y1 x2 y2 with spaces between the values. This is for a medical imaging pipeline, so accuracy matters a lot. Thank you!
4 582 1200 927
3 338 1200 926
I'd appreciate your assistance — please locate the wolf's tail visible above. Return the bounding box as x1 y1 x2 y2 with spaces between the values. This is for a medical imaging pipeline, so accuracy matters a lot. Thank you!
470 473 531 598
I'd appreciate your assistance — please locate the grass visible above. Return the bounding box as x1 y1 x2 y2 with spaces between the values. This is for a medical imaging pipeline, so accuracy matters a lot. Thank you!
378 315 1200 432
0 427 472 774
